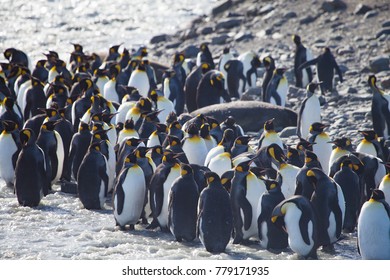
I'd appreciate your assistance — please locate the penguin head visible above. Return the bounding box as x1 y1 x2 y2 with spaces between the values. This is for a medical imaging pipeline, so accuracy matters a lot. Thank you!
369 189 385 202
292 34 301 46
210 72 225 90
20 128 35 146
297 138 314 152
358 130 377 141
306 82 321 94
204 171 221 186
220 170 234 192
309 122 328 134
262 56 275 69
263 118 275 132
266 143 286 164
180 163 193 177
1 120 18 133
235 160 250 173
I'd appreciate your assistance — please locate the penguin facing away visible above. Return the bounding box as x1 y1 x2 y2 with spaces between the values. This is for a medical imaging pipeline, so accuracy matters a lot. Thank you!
168 164 199 242
271 195 319 259
197 172 233 253
357 189 390 260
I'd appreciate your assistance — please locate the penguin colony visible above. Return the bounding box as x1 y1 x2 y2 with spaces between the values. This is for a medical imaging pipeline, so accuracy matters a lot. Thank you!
0 40 389 260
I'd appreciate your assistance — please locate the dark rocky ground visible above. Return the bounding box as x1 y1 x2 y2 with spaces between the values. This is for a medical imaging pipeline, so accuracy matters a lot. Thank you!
148 0 390 145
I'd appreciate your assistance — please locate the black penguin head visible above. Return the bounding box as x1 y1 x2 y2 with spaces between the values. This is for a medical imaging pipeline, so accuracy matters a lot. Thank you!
210 72 225 89
370 189 385 202
292 34 301 45
1 120 18 133
263 118 275 131
310 122 328 134
306 82 321 94
267 144 286 164
297 138 314 152
304 150 319 164
180 163 193 177
20 128 35 146
359 130 377 141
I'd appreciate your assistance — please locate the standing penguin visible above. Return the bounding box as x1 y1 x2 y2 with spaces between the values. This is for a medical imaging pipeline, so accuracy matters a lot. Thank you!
14 129 47 206
168 164 199 242
292 35 313 88
231 160 266 244
271 195 319 259
357 189 390 260
333 158 361 233
196 70 231 110
197 172 233 253
368 75 390 139
261 56 276 102
296 82 322 139
265 68 288 107
257 177 288 251
113 152 146 230
36 120 65 189
77 141 109 210
0 120 21 187
307 122 333 174
196 43 215 69
149 151 181 231
298 47 343 95
307 168 345 249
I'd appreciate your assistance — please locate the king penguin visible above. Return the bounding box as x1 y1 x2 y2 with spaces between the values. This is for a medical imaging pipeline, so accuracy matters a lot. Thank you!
296 82 322 139
77 141 109 210
230 160 266 244
14 129 47 206
271 195 319 259
307 122 333 174
357 189 390 260
168 164 199 242
256 177 288 251
113 152 146 230
0 120 21 187
197 171 233 253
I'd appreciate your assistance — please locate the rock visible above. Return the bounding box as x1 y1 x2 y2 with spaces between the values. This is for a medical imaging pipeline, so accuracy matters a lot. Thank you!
321 0 347 12
354 4 372 15
369 56 390 73
182 45 199 58
150 34 168 44
216 18 243 30
211 34 230 45
211 0 232 16
383 21 390 28
234 31 253 42
190 101 297 132
300 15 316 24
376 28 390 39
258 4 274 15
279 126 297 138
204 27 215 36
283 11 297 19
364 10 379 19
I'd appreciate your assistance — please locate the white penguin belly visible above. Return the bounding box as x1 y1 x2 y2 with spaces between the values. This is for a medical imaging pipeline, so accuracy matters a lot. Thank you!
103 80 119 103
358 202 390 260
242 173 266 240
157 166 181 228
182 138 208 165
0 134 18 185
312 135 332 174
300 96 321 139
284 206 315 257
279 165 300 199
208 153 232 177
114 167 146 226
128 71 149 98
